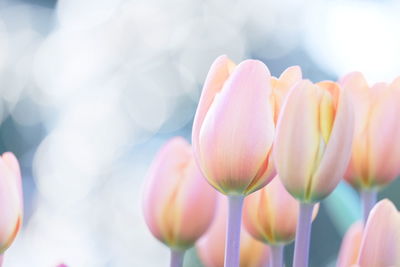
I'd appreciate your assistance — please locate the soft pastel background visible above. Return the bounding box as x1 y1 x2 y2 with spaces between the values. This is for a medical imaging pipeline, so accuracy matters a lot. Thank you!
0 0 399 266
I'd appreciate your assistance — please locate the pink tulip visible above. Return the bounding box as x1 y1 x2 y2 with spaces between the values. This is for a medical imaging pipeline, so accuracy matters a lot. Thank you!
243 177 319 245
356 199 400 267
0 152 23 254
196 196 270 267
142 137 217 250
340 72 400 189
192 55 275 195
337 222 363 267
274 80 354 202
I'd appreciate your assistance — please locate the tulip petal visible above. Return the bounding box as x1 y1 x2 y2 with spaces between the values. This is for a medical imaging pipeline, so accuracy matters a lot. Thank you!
178 159 217 245
0 157 21 253
142 137 217 249
192 55 235 165
340 72 372 187
367 79 400 186
270 66 302 123
357 199 400 266
244 177 299 244
337 222 363 267
309 82 354 201
273 80 320 200
2 152 23 211
277 66 302 89
198 60 274 195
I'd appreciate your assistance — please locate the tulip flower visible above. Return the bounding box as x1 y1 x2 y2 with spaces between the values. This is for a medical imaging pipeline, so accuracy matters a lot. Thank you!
356 199 400 267
340 73 400 222
192 55 275 196
0 152 23 265
197 195 270 267
337 222 363 267
142 137 217 267
274 80 354 267
243 177 319 267
192 55 276 267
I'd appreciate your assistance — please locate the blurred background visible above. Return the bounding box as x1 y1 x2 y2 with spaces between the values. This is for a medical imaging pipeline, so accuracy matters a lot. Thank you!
0 0 399 266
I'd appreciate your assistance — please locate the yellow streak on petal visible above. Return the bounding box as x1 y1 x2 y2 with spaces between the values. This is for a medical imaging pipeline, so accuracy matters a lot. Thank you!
305 86 335 201
257 189 275 244
160 160 190 247
319 90 335 143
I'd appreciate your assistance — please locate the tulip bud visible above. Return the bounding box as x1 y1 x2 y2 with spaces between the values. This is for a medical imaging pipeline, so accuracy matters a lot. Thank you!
243 177 318 245
192 55 276 196
357 199 400 266
340 72 400 189
142 137 217 250
0 152 23 253
274 80 354 202
196 196 270 267
337 222 363 267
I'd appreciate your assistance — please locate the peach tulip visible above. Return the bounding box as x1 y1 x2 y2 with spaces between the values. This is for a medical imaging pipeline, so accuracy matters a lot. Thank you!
274 80 354 202
0 152 23 254
192 55 275 196
356 199 400 267
243 177 319 245
142 137 217 250
340 73 400 189
196 196 270 267
337 222 363 267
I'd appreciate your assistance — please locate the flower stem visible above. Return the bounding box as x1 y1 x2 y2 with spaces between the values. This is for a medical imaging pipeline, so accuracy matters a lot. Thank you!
360 189 377 223
293 202 315 267
224 195 245 267
269 244 284 267
170 249 185 267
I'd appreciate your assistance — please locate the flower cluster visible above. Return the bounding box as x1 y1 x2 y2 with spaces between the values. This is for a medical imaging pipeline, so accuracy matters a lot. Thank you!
142 56 400 267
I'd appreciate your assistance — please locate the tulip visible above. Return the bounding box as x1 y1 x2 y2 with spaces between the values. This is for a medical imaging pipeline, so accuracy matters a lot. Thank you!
356 199 400 267
192 55 275 196
340 72 400 222
142 137 217 267
274 80 354 267
337 222 363 267
192 55 276 267
197 195 270 267
243 177 319 267
0 152 23 265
